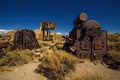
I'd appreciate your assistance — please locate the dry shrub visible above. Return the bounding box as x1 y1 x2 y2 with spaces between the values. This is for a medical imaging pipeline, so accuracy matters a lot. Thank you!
39 47 49 54
107 50 120 62
64 70 109 80
37 50 79 80
0 49 34 66
106 33 120 69
104 50 120 69
40 42 51 47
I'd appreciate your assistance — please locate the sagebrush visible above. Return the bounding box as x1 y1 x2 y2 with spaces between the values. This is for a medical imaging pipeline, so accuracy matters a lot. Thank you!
37 50 79 80
0 49 34 66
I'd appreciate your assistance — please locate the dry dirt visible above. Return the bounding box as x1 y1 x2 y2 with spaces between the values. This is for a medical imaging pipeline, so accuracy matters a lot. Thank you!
69 61 120 80
0 59 41 80
0 59 120 80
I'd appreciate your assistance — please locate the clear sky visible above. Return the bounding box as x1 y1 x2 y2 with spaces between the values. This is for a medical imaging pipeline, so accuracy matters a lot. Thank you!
0 0 120 34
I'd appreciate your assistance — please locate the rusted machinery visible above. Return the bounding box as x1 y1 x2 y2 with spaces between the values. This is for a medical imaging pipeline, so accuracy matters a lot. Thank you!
63 13 107 61
13 29 40 50
38 21 56 42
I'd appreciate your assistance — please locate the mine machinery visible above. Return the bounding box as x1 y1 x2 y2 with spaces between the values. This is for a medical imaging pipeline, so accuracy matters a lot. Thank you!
13 29 40 50
37 21 56 42
63 13 107 61
0 29 40 54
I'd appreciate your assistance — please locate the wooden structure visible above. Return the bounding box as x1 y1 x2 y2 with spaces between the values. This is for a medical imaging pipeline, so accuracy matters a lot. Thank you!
38 21 56 42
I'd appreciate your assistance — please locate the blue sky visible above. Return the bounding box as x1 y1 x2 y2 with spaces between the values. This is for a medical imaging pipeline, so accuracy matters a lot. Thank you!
0 0 120 34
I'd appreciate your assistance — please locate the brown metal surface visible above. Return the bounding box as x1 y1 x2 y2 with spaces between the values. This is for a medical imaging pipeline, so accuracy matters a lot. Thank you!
13 29 40 50
63 12 107 61
79 12 88 21
83 20 101 29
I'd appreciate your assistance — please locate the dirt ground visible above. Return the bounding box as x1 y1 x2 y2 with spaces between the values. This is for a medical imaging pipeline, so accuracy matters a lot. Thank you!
0 59 120 80
0 59 41 80
66 61 120 80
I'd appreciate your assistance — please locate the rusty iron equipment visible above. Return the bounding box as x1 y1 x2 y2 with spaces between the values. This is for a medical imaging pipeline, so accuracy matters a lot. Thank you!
37 21 56 42
13 29 40 50
63 12 107 61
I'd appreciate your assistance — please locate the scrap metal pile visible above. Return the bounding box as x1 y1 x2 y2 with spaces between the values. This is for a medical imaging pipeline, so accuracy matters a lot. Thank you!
63 13 107 61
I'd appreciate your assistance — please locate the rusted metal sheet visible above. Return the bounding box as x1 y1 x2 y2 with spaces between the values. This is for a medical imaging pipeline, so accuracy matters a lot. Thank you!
13 29 40 50
63 12 107 61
